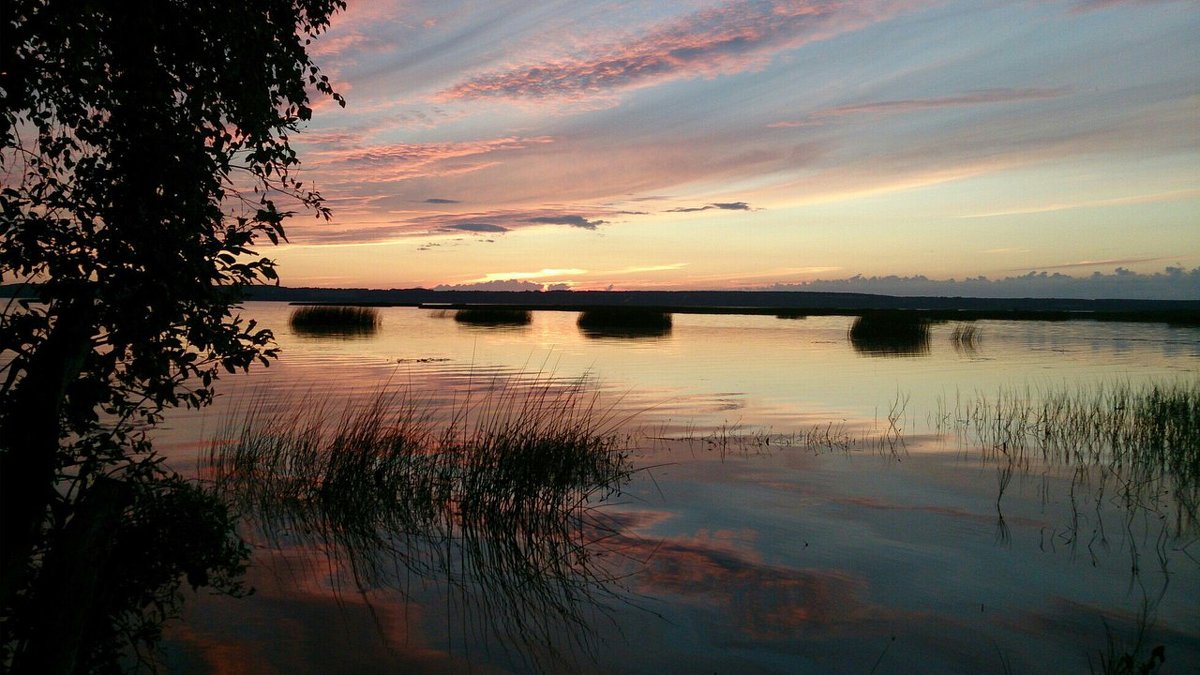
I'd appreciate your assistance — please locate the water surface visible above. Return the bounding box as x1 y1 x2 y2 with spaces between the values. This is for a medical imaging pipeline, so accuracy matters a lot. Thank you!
156 303 1199 673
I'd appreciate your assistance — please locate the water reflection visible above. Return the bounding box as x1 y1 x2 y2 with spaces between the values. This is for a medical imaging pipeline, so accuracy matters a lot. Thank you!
950 322 982 357
207 381 640 670
149 305 1200 672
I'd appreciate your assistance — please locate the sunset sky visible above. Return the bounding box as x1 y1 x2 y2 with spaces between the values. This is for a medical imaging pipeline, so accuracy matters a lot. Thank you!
275 0 1199 291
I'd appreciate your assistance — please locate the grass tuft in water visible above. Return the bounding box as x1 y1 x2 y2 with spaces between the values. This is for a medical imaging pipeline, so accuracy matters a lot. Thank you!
848 312 935 357
289 305 380 336
454 307 533 326
577 308 672 338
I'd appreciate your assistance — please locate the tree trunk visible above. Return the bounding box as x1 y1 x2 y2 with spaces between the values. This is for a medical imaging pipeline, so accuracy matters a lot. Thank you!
0 302 94 610
9 477 132 675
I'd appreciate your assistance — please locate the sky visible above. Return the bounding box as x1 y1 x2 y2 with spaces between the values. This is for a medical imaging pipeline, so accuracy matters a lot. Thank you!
273 0 1200 293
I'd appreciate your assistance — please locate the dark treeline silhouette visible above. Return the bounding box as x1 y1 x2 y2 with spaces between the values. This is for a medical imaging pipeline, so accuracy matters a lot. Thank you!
6 284 1197 323
176 286 1200 323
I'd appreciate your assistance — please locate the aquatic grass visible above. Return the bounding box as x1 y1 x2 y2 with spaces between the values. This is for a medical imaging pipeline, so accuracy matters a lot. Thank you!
454 307 533 326
936 379 1200 532
874 390 910 457
848 312 936 357
288 305 380 336
205 378 639 670
577 308 672 338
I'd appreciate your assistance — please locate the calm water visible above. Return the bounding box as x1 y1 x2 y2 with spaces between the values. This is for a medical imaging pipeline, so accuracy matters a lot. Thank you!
156 303 1199 674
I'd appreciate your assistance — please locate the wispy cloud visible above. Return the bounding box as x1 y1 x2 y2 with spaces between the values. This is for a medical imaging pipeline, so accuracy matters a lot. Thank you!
424 197 461 204
440 223 509 234
769 87 1069 127
308 136 554 183
1071 0 1188 13
666 201 753 213
287 207 623 245
524 214 607 230
606 263 688 275
1003 256 1168 272
478 268 587 282
961 189 1200 218
438 1 925 101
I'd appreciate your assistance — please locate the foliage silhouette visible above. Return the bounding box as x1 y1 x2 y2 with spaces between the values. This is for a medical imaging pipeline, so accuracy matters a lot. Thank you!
1 0 345 671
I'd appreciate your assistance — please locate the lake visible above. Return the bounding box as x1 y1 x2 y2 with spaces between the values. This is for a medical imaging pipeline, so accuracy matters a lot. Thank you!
154 303 1199 674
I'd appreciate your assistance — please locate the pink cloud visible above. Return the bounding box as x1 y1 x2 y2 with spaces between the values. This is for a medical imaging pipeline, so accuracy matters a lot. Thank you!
306 31 373 58
307 136 554 183
289 206 625 245
438 1 926 101
817 87 1069 115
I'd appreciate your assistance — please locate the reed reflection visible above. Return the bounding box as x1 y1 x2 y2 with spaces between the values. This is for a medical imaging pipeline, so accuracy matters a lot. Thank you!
950 322 981 357
207 379 640 670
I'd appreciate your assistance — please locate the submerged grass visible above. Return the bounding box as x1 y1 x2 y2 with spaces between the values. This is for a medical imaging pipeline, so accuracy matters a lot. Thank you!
577 308 672 338
289 305 380 336
206 378 638 670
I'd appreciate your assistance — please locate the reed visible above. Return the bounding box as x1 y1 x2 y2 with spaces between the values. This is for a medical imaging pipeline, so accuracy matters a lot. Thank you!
454 307 533 326
848 312 934 357
206 378 637 669
577 308 672 338
288 305 380 335
936 379 1200 531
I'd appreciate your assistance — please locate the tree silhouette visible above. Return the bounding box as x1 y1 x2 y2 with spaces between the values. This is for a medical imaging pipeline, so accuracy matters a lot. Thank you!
1 0 345 670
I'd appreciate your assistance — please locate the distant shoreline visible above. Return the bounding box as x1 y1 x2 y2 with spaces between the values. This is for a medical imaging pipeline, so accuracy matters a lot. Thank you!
4 284 1196 324
258 287 1198 325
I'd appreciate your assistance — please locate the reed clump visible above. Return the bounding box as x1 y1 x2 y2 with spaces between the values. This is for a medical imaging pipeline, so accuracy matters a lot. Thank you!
577 308 672 338
454 307 533 326
207 380 635 668
848 312 935 356
289 305 380 336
